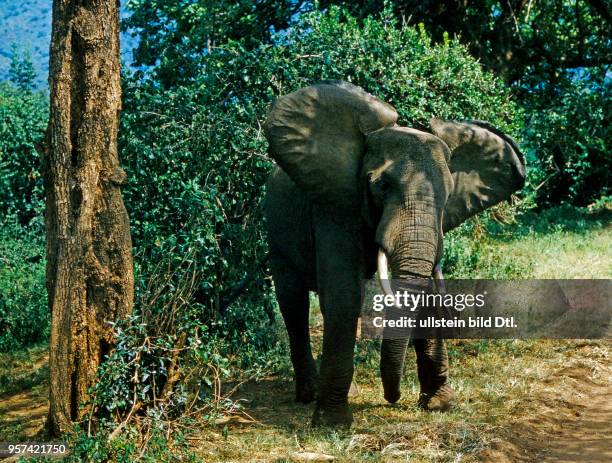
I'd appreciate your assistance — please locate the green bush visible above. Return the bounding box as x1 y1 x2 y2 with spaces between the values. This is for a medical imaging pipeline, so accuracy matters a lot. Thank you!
58 250 286 462
442 217 532 279
523 71 610 207
0 219 48 351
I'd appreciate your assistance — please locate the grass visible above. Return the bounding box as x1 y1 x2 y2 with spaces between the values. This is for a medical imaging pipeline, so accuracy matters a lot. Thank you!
491 204 611 278
192 339 609 462
443 203 612 279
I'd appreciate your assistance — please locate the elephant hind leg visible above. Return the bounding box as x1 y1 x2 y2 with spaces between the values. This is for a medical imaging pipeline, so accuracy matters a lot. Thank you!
413 338 456 411
270 257 318 404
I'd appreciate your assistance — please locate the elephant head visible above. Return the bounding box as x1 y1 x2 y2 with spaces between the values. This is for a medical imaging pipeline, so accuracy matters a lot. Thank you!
264 81 525 402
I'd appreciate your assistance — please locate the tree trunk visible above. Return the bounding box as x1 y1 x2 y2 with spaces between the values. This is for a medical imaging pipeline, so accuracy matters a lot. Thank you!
44 0 133 436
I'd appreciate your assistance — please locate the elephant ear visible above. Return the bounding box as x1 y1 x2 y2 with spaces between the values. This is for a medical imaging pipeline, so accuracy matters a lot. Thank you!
264 81 397 212
430 118 526 232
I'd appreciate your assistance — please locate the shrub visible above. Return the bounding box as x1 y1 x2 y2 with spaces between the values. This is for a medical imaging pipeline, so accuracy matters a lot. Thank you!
59 250 285 462
0 82 47 225
523 71 610 207
0 219 48 351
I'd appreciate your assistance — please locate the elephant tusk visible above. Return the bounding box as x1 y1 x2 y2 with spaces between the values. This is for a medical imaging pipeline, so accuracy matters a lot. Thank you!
433 263 446 294
377 249 395 299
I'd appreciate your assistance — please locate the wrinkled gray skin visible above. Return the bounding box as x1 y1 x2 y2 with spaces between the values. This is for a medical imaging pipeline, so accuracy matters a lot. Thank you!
263 81 525 427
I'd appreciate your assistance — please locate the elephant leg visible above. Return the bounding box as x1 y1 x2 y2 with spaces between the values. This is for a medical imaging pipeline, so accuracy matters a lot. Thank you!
313 303 359 427
270 257 318 404
413 338 456 411
311 210 363 427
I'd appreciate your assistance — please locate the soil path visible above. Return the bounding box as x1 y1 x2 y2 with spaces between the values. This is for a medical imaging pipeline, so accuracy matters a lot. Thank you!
542 385 611 462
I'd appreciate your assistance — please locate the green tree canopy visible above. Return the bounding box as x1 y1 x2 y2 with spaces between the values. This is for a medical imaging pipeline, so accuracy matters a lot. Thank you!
124 0 304 87
320 0 612 85
124 0 611 206
8 45 37 91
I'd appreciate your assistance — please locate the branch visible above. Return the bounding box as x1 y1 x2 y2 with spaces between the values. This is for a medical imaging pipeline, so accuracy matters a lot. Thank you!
192 252 270 315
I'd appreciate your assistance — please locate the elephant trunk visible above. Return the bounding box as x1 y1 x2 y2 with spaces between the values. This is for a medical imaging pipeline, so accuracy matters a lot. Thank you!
378 202 439 403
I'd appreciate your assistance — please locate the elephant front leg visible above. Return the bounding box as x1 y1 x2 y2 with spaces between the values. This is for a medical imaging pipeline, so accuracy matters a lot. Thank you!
380 336 410 403
414 338 456 411
312 310 359 427
311 209 364 427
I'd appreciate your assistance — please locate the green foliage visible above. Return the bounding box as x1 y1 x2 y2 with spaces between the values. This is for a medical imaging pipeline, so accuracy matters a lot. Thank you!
442 219 532 279
90 257 225 421
0 81 48 225
124 0 302 87
319 1 611 87
0 220 48 352
442 200 612 279
61 252 285 462
64 424 199 463
524 71 610 206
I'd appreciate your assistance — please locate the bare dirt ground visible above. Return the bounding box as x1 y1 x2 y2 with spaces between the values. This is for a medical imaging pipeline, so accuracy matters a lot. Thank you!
0 348 48 441
477 349 611 462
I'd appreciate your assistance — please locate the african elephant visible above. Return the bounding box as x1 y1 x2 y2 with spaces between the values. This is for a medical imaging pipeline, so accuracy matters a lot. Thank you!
263 81 525 426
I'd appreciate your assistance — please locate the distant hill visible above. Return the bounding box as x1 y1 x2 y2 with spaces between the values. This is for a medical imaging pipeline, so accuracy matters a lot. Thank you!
0 0 139 88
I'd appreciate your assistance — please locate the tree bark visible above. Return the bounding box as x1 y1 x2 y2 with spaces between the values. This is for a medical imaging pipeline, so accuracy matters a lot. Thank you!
44 0 133 436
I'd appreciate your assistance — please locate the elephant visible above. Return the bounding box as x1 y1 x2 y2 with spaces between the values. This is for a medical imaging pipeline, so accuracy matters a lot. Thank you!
263 81 525 426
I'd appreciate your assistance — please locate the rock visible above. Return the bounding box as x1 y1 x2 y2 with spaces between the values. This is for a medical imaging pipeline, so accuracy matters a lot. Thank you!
381 443 410 458
347 434 370 450
289 451 335 461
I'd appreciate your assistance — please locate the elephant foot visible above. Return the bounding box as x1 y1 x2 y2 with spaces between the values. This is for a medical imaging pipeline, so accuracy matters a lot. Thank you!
381 375 402 403
383 387 401 404
295 377 317 404
418 384 456 411
311 404 353 427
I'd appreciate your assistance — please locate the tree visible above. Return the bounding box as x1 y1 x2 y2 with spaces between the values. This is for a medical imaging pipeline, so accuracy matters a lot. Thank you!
8 45 37 91
0 82 47 224
124 0 304 87
44 0 134 435
320 0 612 85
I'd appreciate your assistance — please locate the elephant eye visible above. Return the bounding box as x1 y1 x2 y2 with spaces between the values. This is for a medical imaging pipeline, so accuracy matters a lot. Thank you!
373 176 391 199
